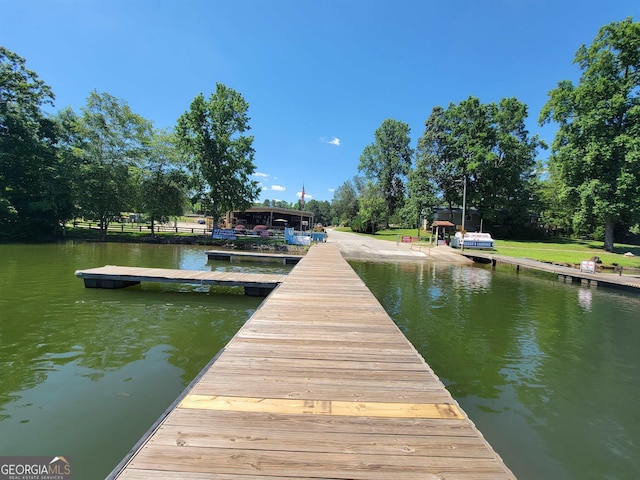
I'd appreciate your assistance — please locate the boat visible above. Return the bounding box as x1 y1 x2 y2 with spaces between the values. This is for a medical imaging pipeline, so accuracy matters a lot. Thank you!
450 231 494 249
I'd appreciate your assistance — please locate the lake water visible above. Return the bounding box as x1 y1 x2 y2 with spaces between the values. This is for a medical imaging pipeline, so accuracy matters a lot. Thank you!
0 242 638 479
0 242 290 478
351 260 640 480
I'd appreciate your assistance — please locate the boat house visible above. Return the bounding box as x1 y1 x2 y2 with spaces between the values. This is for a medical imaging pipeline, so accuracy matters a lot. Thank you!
224 206 314 231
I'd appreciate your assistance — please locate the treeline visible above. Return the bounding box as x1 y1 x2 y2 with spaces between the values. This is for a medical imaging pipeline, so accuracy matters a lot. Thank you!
1 46 259 241
2 18 639 251
332 18 640 251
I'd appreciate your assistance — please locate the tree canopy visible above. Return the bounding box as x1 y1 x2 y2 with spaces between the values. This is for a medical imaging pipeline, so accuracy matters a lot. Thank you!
4 18 640 247
418 96 542 228
0 46 73 239
137 129 190 236
176 83 260 225
540 17 640 251
358 119 413 226
69 91 152 237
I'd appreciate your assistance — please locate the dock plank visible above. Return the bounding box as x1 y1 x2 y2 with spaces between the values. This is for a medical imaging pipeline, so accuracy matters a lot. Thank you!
110 243 515 479
121 446 513 480
75 265 287 295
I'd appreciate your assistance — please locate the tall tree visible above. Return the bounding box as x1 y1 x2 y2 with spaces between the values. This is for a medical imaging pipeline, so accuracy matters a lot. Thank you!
418 96 541 229
474 97 541 226
70 91 152 237
176 83 260 227
352 181 386 234
540 18 640 251
358 119 413 226
137 129 190 236
331 177 362 226
400 153 438 230
416 105 461 213
0 47 73 239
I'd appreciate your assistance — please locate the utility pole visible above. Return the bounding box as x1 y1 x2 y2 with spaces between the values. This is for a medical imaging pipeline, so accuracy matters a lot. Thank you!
461 175 467 251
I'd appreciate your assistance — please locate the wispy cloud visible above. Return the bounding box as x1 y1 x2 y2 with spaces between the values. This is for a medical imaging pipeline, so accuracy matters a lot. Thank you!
328 188 335 193
271 185 286 191
320 136 341 146
297 191 313 200
253 172 269 178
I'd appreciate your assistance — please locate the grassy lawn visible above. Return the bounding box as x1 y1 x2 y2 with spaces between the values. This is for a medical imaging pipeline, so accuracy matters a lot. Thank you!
334 227 640 269
493 239 640 268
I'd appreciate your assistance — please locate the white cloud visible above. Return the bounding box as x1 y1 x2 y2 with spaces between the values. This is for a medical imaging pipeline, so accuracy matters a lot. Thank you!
271 185 286 191
328 188 335 193
321 136 341 146
253 172 269 178
298 191 313 200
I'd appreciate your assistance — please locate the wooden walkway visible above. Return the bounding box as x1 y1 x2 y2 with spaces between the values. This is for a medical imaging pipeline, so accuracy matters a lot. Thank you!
75 266 287 296
109 244 515 479
206 249 303 265
461 251 640 292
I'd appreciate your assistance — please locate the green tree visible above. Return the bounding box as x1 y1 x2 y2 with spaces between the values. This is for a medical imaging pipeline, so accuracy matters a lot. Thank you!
70 91 152 237
0 47 74 239
176 83 260 227
418 96 541 230
474 97 541 226
303 199 331 226
399 153 437 231
330 177 362 226
137 129 190 236
352 181 386 234
540 18 640 251
536 166 573 236
416 105 461 213
358 119 413 226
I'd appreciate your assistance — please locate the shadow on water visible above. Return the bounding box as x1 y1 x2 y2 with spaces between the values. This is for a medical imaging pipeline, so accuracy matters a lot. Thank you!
351 260 640 480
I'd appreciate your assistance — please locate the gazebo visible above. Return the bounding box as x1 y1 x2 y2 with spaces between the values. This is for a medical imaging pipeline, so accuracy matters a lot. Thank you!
430 220 455 246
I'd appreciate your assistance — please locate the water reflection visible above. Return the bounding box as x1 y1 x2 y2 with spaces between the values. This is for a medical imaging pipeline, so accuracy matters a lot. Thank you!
0 243 263 478
577 287 593 311
451 265 492 292
351 260 640 480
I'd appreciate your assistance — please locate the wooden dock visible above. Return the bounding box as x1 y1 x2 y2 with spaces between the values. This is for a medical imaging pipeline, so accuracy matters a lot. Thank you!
75 266 287 296
109 243 515 479
206 249 303 265
461 251 640 292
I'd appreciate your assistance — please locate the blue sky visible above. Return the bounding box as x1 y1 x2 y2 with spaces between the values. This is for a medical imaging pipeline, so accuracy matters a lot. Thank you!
3 0 639 203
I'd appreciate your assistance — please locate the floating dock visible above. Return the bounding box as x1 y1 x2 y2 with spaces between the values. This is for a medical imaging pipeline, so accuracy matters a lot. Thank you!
75 266 287 296
108 243 515 479
206 249 303 265
461 251 640 291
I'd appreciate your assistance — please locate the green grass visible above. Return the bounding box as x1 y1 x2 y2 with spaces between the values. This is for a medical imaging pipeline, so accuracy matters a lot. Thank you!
493 239 640 268
335 226 640 269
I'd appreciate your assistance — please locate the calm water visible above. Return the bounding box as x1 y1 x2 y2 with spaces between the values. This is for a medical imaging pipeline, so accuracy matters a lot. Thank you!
351 260 640 480
0 242 291 478
1 243 638 479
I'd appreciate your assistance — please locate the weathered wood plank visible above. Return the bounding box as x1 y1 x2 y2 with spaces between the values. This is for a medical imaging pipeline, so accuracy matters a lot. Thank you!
212 356 431 372
124 445 514 480
150 423 494 457
179 395 464 419
165 409 481 437
188 382 456 404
